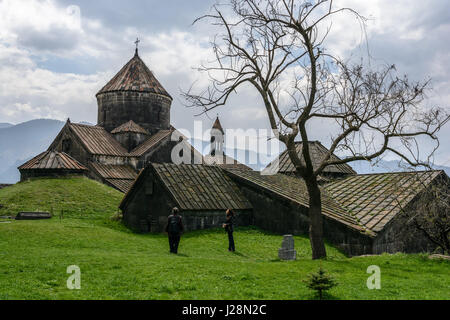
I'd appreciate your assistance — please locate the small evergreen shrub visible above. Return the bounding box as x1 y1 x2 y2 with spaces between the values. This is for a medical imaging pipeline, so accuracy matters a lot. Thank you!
304 267 337 300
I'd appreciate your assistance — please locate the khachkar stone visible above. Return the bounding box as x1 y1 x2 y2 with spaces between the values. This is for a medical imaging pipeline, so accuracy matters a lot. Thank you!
278 235 297 260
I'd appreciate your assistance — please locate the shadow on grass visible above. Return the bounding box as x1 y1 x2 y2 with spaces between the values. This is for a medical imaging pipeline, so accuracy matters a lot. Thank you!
231 251 247 258
175 253 190 258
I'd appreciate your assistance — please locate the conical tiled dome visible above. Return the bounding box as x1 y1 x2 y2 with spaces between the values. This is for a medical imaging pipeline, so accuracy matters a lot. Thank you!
97 51 171 99
96 50 172 134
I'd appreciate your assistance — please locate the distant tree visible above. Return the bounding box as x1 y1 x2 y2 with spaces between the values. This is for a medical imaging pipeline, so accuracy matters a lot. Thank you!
184 0 449 259
304 266 337 300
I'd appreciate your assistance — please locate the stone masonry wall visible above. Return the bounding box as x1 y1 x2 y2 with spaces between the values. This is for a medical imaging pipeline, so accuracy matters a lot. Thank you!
97 91 171 134
236 183 374 256
122 169 252 234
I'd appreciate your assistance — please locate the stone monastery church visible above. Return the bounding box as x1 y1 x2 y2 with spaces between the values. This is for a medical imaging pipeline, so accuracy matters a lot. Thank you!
19 48 449 256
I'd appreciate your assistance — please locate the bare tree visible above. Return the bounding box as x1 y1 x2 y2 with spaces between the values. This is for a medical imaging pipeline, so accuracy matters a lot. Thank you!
183 0 449 259
409 175 449 254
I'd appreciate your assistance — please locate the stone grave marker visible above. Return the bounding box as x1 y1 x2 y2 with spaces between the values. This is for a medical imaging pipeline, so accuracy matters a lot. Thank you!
278 235 297 260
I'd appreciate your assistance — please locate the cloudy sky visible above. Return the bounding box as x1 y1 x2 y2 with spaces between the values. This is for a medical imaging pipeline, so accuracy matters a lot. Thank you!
0 0 449 165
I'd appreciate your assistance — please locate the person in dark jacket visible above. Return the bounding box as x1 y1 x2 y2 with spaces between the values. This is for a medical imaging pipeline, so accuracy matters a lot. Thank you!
165 207 184 254
223 209 235 252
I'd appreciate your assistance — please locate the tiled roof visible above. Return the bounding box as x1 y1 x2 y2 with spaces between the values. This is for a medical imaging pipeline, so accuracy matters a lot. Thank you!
204 154 252 171
105 178 135 194
111 120 149 135
151 164 252 211
18 151 88 171
89 162 137 193
225 169 368 234
89 162 137 180
264 141 356 175
324 171 444 233
96 51 171 99
68 123 128 156
128 129 173 157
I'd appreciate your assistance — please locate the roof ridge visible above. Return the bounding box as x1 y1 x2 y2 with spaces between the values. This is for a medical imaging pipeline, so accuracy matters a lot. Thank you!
70 122 102 129
351 170 443 176
111 120 149 134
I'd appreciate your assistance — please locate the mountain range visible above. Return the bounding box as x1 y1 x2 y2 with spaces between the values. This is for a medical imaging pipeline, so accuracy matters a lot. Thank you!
0 119 65 183
0 119 448 183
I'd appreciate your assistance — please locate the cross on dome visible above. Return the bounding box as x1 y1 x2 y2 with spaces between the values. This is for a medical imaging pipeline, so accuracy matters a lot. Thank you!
134 37 140 55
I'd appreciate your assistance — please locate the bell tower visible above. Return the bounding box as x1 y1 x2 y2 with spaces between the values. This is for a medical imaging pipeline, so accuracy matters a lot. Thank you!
210 116 225 157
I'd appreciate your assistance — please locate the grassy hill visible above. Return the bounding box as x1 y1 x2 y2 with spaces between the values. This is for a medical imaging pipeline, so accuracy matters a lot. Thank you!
0 176 123 221
0 177 449 300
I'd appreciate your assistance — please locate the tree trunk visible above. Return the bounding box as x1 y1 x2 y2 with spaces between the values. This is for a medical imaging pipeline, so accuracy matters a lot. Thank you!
306 177 327 260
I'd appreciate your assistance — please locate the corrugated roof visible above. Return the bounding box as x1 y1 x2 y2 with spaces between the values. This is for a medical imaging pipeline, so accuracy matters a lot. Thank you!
225 169 369 234
128 129 173 157
89 162 137 180
264 141 356 175
69 123 128 156
153 164 252 211
324 171 444 233
105 178 135 193
111 120 149 135
18 151 88 171
96 51 171 99
89 162 137 193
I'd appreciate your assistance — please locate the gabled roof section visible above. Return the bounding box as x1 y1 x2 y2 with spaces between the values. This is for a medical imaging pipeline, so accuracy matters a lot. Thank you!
324 171 445 234
68 123 128 156
96 51 172 99
89 162 137 193
121 164 252 211
264 141 356 176
225 169 369 235
89 162 137 180
128 129 173 157
154 164 252 211
111 120 149 135
106 179 136 194
18 151 88 171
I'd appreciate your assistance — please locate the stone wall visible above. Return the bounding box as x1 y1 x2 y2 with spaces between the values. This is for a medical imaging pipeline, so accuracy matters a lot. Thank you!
373 199 438 254
19 170 86 182
113 132 148 152
235 183 374 256
97 91 171 134
181 209 251 232
121 169 252 234
93 155 129 166
138 138 176 169
50 127 92 165
122 173 175 233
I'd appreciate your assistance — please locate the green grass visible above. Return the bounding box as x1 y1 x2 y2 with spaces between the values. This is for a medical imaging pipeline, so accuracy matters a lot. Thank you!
0 177 449 300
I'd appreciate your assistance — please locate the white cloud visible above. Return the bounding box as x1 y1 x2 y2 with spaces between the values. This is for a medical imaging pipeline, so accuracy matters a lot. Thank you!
0 0 448 165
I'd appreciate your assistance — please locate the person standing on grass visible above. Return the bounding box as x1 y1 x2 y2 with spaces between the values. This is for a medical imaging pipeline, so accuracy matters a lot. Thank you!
223 209 235 252
165 207 184 254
